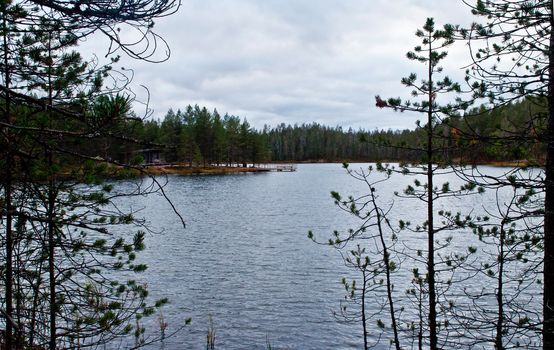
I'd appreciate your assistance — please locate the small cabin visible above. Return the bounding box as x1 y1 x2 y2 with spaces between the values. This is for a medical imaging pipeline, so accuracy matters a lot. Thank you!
134 149 165 165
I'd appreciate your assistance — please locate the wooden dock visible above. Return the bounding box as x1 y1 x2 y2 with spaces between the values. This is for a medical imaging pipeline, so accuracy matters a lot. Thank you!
256 164 297 172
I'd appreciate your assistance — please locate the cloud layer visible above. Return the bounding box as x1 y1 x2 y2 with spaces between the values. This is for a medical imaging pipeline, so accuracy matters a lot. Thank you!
85 0 476 130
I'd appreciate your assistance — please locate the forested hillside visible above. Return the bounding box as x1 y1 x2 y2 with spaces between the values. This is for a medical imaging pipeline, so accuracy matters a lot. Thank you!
126 96 545 165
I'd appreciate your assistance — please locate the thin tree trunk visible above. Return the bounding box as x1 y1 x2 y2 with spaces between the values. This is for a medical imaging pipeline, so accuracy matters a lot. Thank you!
496 223 505 350
427 34 437 350
4 168 14 350
15 230 24 349
543 9 554 349
46 34 57 349
2 11 14 350
418 287 423 350
373 189 401 350
48 200 56 350
361 271 368 350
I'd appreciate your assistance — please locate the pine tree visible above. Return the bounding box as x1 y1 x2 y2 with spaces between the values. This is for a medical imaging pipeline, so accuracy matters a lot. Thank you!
376 18 464 349
458 2 553 347
0 0 181 348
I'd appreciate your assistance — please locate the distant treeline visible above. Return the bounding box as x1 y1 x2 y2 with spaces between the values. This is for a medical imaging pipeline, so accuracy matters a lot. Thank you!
267 96 546 163
116 97 546 165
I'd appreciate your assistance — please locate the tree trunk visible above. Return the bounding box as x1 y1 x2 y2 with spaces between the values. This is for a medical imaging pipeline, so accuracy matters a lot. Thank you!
47 37 57 349
427 35 437 350
361 271 368 350
543 11 554 349
496 224 505 350
2 11 14 350
374 190 401 350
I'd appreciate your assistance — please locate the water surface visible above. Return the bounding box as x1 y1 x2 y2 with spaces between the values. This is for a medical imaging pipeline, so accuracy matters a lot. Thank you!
115 163 541 349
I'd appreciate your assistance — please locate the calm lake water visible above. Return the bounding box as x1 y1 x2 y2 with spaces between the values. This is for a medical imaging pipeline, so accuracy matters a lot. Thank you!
111 163 543 349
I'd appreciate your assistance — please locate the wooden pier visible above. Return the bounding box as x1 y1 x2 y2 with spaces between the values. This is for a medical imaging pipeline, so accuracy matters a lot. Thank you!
140 163 297 175
256 164 297 172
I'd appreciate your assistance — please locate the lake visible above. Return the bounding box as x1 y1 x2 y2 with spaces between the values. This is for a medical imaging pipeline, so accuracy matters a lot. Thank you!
114 163 543 349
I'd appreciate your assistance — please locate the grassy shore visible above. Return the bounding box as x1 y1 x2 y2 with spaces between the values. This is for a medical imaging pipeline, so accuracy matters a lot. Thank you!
125 159 542 178
142 164 269 176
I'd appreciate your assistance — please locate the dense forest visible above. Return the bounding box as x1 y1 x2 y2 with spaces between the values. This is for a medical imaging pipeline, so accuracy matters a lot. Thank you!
0 1 183 349
120 96 545 165
111 105 271 166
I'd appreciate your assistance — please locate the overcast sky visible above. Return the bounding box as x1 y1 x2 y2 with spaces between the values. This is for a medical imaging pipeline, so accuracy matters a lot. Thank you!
83 0 477 130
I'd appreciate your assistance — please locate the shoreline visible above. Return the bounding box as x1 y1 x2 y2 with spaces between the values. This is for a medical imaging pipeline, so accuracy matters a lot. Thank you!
274 159 542 167
141 165 271 176
139 159 540 176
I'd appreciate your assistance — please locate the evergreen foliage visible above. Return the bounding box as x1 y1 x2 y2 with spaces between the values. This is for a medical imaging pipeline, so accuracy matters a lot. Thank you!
458 1 553 348
128 106 270 166
124 96 545 166
0 0 182 349
312 11 548 349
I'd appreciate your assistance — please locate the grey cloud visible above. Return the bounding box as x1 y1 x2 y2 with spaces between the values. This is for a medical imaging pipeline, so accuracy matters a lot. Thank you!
88 0 475 130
